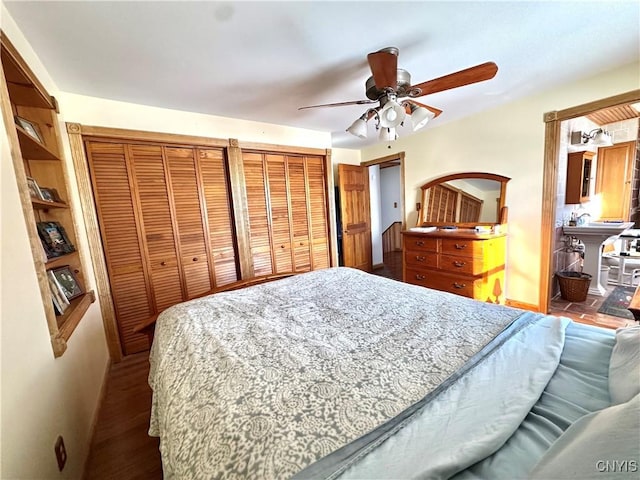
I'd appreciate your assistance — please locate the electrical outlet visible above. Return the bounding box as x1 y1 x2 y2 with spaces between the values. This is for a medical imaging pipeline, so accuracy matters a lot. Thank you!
54 435 67 471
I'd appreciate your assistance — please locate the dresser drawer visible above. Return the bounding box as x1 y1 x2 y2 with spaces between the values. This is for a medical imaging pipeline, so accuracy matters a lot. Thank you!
404 250 438 268
441 238 485 258
439 254 486 275
403 235 438 253
405 268 475 298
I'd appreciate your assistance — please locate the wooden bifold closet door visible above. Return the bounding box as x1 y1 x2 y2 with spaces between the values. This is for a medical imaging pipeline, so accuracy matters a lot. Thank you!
243 151 330 276
86 140 238 354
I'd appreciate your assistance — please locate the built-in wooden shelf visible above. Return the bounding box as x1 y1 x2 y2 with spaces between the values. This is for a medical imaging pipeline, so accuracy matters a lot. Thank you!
32 198 68 210
45 251 78 270
1 41 55 109
57 290 96 341
16 126 60 160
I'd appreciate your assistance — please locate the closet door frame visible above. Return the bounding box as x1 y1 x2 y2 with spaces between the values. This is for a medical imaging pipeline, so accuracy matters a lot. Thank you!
66 124 335 361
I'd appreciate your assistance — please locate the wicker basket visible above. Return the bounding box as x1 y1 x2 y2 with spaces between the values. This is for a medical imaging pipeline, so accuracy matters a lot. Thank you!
556 271 592 302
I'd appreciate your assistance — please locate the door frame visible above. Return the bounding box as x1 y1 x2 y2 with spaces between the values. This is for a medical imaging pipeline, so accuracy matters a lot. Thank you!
539 90 640 312
361 151 407 233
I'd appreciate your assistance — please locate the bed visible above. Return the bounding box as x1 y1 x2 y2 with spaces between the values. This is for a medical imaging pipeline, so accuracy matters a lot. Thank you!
147 267 640 479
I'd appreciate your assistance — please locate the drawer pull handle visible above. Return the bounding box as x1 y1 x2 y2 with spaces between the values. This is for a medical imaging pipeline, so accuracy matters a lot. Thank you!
415 241 425 247
453 261 466 267
415 274 426 280
453 282 466 289
416 255 426 262
454 243 467 250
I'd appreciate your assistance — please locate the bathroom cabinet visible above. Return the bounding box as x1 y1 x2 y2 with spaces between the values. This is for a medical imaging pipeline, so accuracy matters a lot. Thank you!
566 151 594 204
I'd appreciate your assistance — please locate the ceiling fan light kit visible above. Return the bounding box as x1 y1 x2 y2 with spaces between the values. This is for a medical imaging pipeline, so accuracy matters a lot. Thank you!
298 47 498 143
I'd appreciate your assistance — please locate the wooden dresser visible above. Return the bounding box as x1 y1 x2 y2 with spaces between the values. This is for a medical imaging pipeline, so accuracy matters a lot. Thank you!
402 229 506 303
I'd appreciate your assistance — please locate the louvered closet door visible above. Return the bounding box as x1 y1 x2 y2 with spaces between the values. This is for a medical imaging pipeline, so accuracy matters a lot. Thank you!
243 152 274 276
266 154 294 273
165 147 212 299
129 145 184 311
86 142 152 355
306 156 330 269
198 149 239 287
287 156 311 272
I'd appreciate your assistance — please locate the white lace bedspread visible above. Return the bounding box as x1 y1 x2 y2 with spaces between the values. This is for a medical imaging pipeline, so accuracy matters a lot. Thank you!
148 267 523 479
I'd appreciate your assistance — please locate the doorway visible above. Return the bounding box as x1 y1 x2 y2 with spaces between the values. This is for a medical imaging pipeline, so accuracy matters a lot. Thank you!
541 90 640 326
364 152 405 281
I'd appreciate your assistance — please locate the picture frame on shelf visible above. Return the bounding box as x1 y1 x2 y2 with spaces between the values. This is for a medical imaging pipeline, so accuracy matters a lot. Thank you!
50 266 83 301
36 221 76 258
26 176 43 199
47 271 69 314
39 187 63 203
15 115 43 143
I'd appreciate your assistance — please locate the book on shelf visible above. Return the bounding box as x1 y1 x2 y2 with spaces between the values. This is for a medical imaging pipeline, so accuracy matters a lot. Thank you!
47 270 69 315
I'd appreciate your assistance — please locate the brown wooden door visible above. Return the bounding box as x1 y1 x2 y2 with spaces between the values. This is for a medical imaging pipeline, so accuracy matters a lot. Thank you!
306 156 330 269
338 163 372 272
288 156 312 272
164 147 212 299
197 148 239 287
266 154 294 273
243 152 274 276
129 145 185 311
86 141 153 355
596 141 634 221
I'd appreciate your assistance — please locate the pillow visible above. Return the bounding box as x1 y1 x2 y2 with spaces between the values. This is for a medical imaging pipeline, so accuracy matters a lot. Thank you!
609 325 640 405
529 393 640 479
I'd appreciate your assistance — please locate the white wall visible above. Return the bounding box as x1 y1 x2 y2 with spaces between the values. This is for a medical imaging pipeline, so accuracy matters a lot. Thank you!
380 166 403 229
1 6 109 478
361 61 640 307
369 165 383 266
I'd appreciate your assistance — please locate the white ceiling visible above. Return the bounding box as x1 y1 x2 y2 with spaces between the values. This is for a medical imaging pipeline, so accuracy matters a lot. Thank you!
4 1 639 149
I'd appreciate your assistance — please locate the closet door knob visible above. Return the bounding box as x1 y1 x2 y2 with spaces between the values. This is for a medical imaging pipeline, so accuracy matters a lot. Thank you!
192 257 198 262
160 261 166 266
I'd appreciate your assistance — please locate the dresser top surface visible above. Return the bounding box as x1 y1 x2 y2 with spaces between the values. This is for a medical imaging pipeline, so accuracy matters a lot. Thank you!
402 228 507 240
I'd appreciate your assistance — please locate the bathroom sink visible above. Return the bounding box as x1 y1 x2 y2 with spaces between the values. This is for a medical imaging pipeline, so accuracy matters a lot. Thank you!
562 221 634 296
563 221 633 236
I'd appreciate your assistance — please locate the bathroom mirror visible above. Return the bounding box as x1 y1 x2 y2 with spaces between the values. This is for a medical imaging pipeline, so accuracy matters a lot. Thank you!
417 172 510 226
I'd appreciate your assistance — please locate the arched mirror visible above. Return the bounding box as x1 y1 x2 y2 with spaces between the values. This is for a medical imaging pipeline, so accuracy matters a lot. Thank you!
417 172 510 227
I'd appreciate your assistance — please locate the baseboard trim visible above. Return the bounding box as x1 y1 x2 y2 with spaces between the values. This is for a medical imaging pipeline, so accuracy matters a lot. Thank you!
505 299 541 312
81 356 112 480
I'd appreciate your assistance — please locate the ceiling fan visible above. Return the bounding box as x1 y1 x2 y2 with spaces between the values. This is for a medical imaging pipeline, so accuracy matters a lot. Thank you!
299 47 498 141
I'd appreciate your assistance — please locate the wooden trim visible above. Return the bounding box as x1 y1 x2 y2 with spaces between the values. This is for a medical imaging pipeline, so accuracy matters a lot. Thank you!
226 139 254 278
361 151 407 230
57 291 96 342
539 89 640 313
81 356 112 480
505 298 540 312
419 172 511 191
0 32 55 109
74 124 229 148
238 140 327 156
554 90 640 121
325 149 338 267
66 124 123 360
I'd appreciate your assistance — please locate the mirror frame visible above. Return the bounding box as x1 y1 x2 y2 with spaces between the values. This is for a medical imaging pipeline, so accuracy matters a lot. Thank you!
417 172 511 227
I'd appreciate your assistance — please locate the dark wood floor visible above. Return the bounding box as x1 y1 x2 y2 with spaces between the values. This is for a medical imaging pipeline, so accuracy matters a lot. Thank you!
86 257 634 479
84 352 162 480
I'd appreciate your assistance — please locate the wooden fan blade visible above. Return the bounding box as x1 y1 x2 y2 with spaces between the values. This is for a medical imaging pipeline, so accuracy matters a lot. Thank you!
409 62 498 97
298 99 376 110
367 50 398 90
404 100 443 118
